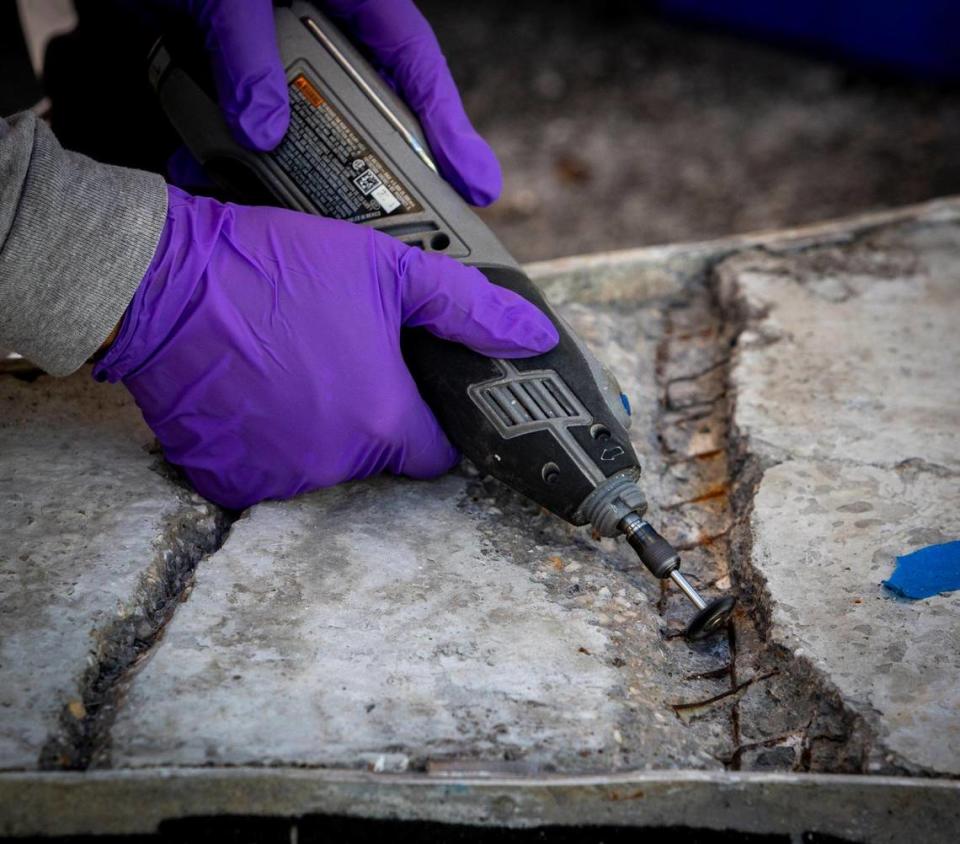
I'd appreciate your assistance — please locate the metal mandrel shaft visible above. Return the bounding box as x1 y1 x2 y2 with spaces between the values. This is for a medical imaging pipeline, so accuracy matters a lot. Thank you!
669 569 708 611
618 512 736 640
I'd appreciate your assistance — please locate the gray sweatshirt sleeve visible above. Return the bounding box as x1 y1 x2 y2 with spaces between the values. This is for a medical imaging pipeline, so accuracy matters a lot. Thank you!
0 112 168 376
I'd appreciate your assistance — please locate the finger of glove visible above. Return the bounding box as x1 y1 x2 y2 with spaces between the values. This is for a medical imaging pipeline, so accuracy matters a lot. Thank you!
387 392 461 479
198 0 290 150
378 238 559 358
320 0 501 205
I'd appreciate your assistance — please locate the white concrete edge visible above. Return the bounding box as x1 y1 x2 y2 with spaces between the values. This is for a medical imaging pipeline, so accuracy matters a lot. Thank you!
523 194 960 286
1 767 958 840
4 764 956 789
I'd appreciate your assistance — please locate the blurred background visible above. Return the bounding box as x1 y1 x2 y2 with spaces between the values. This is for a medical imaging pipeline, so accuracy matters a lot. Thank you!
6 0 960 262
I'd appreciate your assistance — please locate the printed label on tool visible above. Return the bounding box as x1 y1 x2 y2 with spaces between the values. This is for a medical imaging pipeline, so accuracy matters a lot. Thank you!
271 74 420 222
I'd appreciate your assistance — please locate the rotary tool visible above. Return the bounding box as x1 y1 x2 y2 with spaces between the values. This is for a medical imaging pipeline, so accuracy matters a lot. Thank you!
148 1 735 641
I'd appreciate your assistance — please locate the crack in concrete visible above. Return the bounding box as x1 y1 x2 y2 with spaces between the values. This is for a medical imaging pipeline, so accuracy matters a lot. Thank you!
38 489 234 771
653 256 897 774
726 623 742 771
894 457 959 478
706 249 925 775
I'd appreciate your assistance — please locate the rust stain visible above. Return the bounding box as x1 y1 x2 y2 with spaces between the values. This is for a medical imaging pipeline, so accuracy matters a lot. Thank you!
673 327 716 342
692 449 725 461
553 153 592 185
685 486 729 505
607 788 646 801
662 485 730 511
663 449 725 466
674 526 733 552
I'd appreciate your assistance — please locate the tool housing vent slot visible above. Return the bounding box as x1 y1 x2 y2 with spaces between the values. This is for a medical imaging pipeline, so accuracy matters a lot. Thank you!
469 366 592 438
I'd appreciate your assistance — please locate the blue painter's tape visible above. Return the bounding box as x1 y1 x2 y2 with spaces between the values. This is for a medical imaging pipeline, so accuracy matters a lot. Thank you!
883 540 960 600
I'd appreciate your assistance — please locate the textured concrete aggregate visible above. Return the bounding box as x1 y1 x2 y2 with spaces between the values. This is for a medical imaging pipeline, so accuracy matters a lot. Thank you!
720 221 960 775
0 371 220 770
2 201 959 837
109 303 730 773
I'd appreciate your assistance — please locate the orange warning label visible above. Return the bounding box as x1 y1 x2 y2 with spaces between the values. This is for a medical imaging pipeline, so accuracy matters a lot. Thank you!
273 71 421 222
293 74 324 108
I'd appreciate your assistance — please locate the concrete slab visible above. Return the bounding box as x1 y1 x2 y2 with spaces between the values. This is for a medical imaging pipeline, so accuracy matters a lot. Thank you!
750 459 960 774
4 199 960 838
109 304 726 773
0 370 222 770
111 477 625 769
719 223 960 471
719 220 960 775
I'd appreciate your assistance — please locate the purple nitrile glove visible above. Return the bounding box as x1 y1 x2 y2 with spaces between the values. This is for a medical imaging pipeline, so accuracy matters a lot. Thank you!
152 1 500 204
139 0 291 151
319 0 502 206
94 187 558 509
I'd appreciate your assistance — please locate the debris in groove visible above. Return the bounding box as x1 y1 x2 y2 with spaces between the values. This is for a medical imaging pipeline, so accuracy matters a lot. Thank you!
684 664 734 682
670 670 778 715
38 495 236 771
663 449 725 464
727 617 742 770
662 487 729 510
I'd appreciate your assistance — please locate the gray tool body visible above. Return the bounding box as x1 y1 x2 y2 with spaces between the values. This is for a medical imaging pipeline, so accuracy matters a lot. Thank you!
149 1 735 640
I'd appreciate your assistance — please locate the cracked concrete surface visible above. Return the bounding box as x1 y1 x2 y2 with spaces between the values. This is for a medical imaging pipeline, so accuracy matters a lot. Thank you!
748 460 959 774
108 301 729 773
0 373 225 770
718 228 960 472
1 199 959 838
717 224 960 776
110 476 634 770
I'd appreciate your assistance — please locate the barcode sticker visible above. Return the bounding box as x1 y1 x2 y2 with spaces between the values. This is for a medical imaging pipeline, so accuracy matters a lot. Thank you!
371 185 401 213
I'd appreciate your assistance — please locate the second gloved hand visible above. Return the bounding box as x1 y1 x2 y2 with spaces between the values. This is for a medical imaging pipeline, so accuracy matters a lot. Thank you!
93 187 559 509
136 0 290 151
149 0 501 205
320 0 503 205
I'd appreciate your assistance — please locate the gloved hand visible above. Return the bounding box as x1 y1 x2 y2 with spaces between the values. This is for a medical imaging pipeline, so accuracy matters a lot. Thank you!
142 0 291 151
152 0 500 204
93 187 558 509
320 0 502 205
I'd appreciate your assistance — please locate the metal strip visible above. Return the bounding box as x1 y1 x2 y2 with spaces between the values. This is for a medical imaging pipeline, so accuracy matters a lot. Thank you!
301 16 439 175
2 768 957 840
